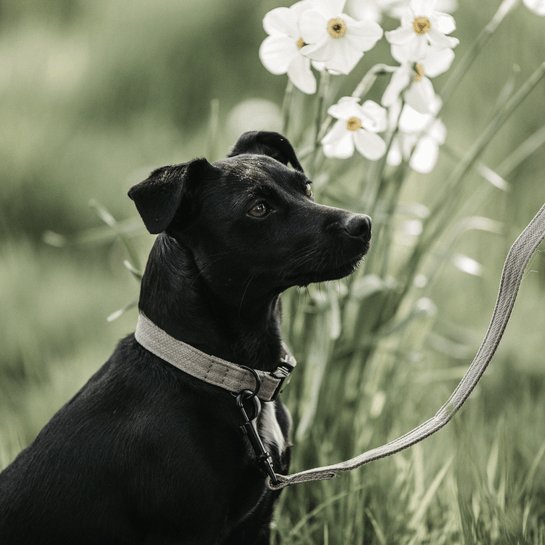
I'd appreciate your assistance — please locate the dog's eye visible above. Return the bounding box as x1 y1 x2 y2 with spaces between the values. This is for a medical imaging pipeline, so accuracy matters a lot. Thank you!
305 182 313 198
248 202 271 218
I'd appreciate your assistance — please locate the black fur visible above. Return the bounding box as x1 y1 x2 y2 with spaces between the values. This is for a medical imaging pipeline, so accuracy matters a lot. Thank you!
0 131 371 544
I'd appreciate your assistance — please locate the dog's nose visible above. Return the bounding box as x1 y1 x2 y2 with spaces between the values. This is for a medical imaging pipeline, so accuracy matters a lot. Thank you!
344 214 372 240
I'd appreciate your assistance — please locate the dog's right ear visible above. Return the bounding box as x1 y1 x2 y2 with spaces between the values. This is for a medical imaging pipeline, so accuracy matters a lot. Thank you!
128 158 215 234
228 131 304 173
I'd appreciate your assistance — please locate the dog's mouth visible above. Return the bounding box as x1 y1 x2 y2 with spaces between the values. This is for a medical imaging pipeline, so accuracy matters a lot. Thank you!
309 253 366 283
286 243 369 286
327 254 366 278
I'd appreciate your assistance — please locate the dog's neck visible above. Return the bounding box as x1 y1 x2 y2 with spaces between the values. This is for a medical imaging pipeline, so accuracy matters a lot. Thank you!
138 234 283 372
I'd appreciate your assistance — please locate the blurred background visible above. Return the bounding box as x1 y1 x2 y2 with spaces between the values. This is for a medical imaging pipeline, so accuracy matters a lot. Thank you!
0 1 544 543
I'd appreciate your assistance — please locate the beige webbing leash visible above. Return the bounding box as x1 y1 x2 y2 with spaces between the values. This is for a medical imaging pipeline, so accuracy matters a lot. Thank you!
267 203 545 490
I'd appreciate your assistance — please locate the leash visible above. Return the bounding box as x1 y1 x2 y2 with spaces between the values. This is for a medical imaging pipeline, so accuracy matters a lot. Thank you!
267 203 545 490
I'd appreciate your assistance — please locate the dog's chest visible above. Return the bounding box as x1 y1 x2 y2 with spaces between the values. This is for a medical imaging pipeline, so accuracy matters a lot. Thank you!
257 401 290 459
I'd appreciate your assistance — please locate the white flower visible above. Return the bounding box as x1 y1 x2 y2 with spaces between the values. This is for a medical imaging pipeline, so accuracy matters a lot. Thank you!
386 0 459 61
387 100 446 173
322 97 387 160
299 0 383 75
382 45 454 113
259 1 317 94
523 0 545 15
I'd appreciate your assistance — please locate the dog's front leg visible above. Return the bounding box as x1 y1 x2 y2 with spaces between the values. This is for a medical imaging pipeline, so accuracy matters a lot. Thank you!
222 488 283 545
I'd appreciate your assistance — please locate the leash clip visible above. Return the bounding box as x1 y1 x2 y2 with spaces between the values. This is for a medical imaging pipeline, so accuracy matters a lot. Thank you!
236 390 279 486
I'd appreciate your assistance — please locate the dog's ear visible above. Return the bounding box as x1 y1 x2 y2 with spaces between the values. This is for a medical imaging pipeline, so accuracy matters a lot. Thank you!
128 158 214 234
228 131 304 173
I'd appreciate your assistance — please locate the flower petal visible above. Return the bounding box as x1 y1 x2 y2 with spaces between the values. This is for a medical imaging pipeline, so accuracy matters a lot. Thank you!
387 99 403 129
346 19 383 51
400 9 414 26
405 77 436 113
323 38 364 74
291 0 315 17
524 0 545 15
299 10 328 44
399 103 432 132
353 130 386 160
302 39 336 62
422 47 455 77
387 136 403 166
391 43 411 64
287 55 317 94
322 122 355 159
386 26 415 45
346 0 382 22
411 136 440 173
259 36 298 74
359 100 387 132
400 132 417 157
327 96 361 120
427 28 459 49
382 66 411 107
313 0 347 18
410 0 436 17
431 12 456 34
429 118 447 144
322 118 349 144
312 60 327 72
263 8 295 37
411 34 429 60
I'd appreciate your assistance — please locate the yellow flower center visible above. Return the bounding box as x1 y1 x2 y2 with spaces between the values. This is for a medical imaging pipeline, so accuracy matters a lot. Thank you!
412 16 431 34
327 17 347 39
346 116 362 131
414 63 425 81
296 37 306 49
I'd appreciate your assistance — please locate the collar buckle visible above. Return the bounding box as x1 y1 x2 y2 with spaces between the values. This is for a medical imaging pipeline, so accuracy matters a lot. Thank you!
269 355 296 401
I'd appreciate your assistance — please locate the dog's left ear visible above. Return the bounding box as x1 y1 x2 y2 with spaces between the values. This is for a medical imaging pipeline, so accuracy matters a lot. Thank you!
228 131 304 173
128 158 215 234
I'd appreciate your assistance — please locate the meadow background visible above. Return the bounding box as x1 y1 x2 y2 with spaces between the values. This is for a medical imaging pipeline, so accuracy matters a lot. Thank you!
0 1 544 543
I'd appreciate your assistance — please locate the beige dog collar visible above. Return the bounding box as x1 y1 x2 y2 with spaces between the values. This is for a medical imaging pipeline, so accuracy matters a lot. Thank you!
135 313 296 402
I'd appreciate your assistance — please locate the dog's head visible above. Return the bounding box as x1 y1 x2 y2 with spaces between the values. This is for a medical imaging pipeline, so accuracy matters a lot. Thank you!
128 131 371 296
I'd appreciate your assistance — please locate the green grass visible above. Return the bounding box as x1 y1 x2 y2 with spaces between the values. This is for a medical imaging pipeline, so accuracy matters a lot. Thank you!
273 273 545 544
1 0 545 543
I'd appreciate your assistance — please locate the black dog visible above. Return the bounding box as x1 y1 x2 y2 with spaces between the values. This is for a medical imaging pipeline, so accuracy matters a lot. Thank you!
0 131 371 544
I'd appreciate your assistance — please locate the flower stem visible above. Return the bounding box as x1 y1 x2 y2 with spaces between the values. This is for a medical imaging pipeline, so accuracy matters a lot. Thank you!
352 64 397 100
309 72 330 178
315 71 330 144
281 80 294 136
